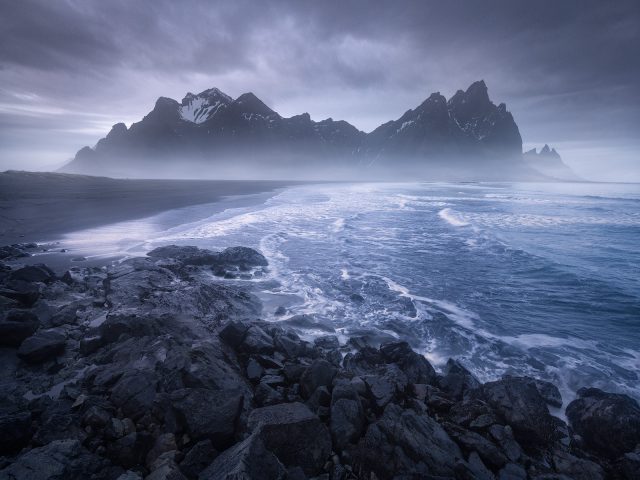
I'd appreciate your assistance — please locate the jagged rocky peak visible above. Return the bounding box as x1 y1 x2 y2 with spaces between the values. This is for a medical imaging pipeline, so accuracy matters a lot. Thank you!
231 92 277 117
106 122 127 138
180 87 232 124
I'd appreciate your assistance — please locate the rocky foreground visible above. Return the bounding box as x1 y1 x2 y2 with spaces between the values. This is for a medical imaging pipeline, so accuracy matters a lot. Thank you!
0 243 639 480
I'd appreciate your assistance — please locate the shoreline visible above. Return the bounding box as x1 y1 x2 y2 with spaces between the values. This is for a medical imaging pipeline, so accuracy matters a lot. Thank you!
0 170 299 245
0 244 638 479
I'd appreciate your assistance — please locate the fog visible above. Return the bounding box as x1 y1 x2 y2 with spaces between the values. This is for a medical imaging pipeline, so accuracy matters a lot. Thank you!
1 0 639 181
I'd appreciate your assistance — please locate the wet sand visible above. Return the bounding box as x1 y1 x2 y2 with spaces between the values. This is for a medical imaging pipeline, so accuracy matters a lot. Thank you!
0 171 295 245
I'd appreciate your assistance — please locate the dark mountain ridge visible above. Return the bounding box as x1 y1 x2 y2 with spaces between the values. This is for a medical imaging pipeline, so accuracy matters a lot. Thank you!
523 144 580 181
61 81 553 180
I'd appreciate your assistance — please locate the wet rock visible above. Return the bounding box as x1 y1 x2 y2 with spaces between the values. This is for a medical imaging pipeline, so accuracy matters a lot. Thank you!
79 335 104 355
0 310 39 347
218 320 249 348
246 357 264 382
300 359 336 399
179 440 217 480
439 358 481 399
566 387 640 458
110 370 158 420
497 463 527 480
0 439 105 480
255 382 285 407
147 245 219 266
107 431 152 469
444 422 508 469
241 325 274 354
532 379 563 408
198 433 286 480
81 405 111 428
314 335 340 350
353 403 462 478
247 402 331 475
448 398 496 428
0 245 29 260
17 329 66 364
217 246 268 268
330 381 365 450
616 450 640 480
170 388 244 449
470 376 559 447
362 364 408 409
99 312 165 343
488 425 522 463
379 341 437 385
8 264 55 283
146 433 178 469
466 451 496 480
551 449 604 480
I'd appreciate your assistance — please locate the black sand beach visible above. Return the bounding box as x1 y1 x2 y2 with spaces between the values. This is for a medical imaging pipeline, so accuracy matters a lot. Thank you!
0 171 294 245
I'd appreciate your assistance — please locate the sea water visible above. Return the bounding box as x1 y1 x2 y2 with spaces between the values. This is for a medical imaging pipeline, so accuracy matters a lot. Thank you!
61 182 640 405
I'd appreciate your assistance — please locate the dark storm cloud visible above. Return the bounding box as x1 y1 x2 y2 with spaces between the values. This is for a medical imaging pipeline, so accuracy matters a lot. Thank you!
0 0 638 180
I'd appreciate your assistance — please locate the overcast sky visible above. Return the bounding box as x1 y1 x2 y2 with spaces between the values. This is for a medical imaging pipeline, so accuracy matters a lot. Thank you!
1 0 638 180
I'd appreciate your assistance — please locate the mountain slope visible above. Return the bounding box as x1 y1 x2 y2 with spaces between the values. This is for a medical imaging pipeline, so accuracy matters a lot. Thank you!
523 145 581 181
60 82 546 180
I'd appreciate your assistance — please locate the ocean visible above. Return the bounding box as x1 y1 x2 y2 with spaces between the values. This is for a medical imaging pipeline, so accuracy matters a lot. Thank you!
60 182 640 406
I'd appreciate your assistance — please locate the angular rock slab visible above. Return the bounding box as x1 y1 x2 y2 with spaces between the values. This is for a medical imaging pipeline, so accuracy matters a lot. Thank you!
247 402 331 476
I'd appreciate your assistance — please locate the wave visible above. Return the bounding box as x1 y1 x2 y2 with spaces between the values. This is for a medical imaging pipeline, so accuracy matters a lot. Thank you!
438 208 469 227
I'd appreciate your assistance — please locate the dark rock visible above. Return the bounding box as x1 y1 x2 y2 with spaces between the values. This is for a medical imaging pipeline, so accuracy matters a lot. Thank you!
198 433 286 480
300 359 337 399
273 331 303 358
353 403 462 478
49 303 79 326
241 325 274 354
362 364 408 409
0 245 29 260
314 335 340 350
0 411 32 454
0 312 39 347
466 451 496 480
146 458 187 480
8 264 55 283
488 424 522 463
99 312 163 343
218 320 248 348
532 379 563 408
170 388 243 448
79 335 104 355
497 463 527 480
180 440 217 480
147 245 219 266
0 439 106 480
551 449 604 480
17 329 66 363
246 357 264 382
306 385 331 414
566 387 640 458
107 431 152 469
444 422 508 469
470 376 559 447
379 341 437 385
0 282 41 306
330 381 365 450
616 450 640 480
218 246 268 268
247 402 331 475
255 382 285 407
110 370 158 419
448 398 496 428
146 433 177 469
439 358 481 399
81 405 111 428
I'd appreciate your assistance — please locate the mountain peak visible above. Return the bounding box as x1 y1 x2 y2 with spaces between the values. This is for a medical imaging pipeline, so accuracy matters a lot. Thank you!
179 88 232 124
232 92 276 117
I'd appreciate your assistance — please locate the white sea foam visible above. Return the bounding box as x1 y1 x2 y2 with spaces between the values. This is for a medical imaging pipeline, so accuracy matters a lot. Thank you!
438 208 469 227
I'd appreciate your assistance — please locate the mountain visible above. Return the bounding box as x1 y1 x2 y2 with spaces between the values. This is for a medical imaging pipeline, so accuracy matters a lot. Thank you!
523 145 581 181
60 81 546 180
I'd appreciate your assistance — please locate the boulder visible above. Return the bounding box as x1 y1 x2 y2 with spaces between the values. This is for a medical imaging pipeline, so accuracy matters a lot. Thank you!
362 364 408 409
110 370 158 419
17 329 66 364
218 246 268 268
179 440 217 480
218 320 249 348
170 388 244 449
147 245 219 266
353 403 463 478
106 431 153 469
551 449 605 480
379 341 438 385
300 359 337 399
330 381 365 450
0 439 105 480
470 376 559 447
443 422 508 469
198 433 286 480
566 387 640 458
439 358 481 399
247 402 331 475
241 325 274 354
8 264 55 283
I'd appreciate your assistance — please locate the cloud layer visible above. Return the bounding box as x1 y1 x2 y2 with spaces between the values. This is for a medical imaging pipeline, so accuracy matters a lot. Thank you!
1 0 638 180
